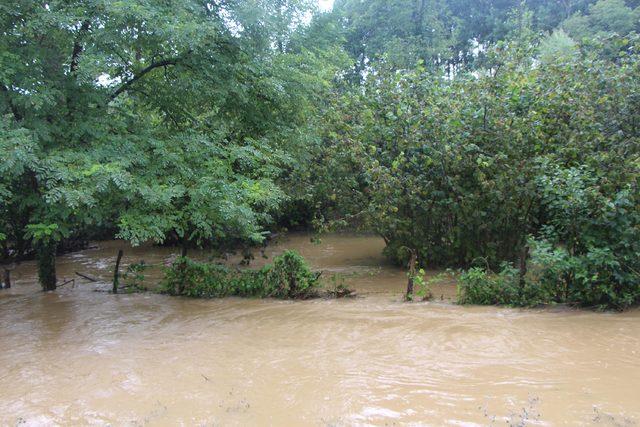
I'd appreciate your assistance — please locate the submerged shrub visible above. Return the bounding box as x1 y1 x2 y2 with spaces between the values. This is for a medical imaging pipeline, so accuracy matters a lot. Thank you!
262 250 320 299
457 261 555 307
458 162 640 310
161 250 321 300
458 236 640 310
526 239 640 310
457 266 519 306
526 174 640 310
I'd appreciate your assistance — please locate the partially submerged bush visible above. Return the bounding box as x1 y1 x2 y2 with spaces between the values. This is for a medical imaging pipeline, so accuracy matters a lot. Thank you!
324 273 357 298
161 250 321 299
457 266 520 306
457 264 553 308
457 169 640 310
406 268 437 302
525 239 640 310
263 250 321 298
457 237 640 310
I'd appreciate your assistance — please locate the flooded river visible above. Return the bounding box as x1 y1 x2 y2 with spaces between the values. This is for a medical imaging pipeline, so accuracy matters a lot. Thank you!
1 234 639 425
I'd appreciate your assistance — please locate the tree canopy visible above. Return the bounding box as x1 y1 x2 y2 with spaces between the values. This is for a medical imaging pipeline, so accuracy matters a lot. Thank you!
2 0 639 308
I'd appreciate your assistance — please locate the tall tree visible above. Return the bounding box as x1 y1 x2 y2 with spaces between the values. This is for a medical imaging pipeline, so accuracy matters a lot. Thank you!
0 0 338 290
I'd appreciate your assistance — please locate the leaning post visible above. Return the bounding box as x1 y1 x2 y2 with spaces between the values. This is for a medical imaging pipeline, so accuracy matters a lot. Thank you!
112 249 124 294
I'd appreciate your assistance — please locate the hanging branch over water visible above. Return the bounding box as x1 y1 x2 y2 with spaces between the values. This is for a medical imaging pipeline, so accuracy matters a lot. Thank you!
110 58 180 101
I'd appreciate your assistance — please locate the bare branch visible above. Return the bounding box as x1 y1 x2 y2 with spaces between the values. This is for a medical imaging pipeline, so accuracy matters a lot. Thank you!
109 58 179 101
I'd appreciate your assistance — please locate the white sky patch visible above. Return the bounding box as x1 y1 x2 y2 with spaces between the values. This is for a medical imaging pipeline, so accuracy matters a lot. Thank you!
96 73 120 87
318 0 334 12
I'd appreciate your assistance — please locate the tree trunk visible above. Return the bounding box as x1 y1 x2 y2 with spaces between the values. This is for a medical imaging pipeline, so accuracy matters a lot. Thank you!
2 268 10 289
112 249 123 294
37 242 57 291
406 249 417 301
519 244 529 288
177 243 188 295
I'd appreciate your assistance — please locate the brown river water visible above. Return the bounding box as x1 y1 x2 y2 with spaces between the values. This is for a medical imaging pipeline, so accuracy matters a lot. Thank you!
1 233 639 426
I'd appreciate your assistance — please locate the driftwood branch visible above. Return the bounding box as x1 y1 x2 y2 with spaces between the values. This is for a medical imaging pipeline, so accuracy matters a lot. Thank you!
75 272 99 282
58 278 75 288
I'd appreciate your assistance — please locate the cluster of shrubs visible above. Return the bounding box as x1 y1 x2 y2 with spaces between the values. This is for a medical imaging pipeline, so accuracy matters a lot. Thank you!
457 239 640 311
457 264 554 308
161 250 322 300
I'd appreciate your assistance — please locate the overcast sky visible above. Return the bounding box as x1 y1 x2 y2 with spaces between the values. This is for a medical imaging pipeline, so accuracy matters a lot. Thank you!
319 0 334 11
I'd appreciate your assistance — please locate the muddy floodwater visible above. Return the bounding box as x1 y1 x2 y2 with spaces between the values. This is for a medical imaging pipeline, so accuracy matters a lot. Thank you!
1 234 639 426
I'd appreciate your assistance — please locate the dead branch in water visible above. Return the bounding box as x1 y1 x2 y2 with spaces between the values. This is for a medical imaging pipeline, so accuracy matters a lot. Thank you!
75 272 99 282
58 278 75 288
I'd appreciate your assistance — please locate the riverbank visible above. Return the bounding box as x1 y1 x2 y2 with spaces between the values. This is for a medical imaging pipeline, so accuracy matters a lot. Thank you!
0 233 458 301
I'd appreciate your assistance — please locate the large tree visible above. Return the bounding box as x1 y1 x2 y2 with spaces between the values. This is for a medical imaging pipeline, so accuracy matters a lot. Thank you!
0 0 339 290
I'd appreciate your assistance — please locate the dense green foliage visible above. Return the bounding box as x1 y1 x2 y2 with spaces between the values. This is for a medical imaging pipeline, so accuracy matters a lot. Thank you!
563 0 640 39
457 266 529 306
2 0 639 308
333 0 600 72
162 250 321 299
316 34 639 259
0 0 342 289
302 2 640 309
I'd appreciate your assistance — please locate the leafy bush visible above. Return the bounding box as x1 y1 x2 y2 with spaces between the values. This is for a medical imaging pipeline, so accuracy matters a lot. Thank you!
528 166 640 310
457 263 553 307
161 250 321 300
457 266 520 306
527 239 640 310
262 250 321 299
458 233 640 310
406 268 437 302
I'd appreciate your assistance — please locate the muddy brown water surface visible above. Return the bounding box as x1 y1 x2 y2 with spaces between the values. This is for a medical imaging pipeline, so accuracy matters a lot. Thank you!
1 234 639 426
